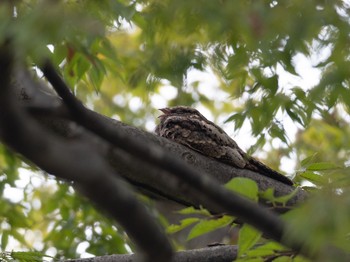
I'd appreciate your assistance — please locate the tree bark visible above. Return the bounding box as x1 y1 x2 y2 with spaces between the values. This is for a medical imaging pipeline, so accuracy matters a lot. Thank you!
0 63 311 259
13 68 308 211
68 245 238 262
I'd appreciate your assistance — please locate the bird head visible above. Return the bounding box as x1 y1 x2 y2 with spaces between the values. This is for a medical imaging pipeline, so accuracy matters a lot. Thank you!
158 106 201 117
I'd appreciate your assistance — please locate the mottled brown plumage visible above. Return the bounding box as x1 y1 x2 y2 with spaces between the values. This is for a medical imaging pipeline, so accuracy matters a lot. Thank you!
155 106 293 186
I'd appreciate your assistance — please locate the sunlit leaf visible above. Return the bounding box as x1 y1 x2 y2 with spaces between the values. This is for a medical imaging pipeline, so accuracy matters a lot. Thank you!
245 241 286 257
1 231 8 250
225 178 259 202
176 206 211 216
247 134 266 155
186 216 233 241
306 162 339 171
224 113 245 130
300 154 318 167
238 224 262 256
272 256 292 262
260 188 299 206
11 251 53 262
268 123 288 145
299 171 327 184
167 218 200 234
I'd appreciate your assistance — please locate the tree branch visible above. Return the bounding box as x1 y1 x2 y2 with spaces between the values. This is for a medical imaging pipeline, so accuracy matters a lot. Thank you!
15 66 307 210
40 61 309 255
0 48 172 262
68 245 238 262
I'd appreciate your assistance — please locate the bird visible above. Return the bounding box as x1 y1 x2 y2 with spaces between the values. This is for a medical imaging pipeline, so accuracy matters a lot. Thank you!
155 106 293 186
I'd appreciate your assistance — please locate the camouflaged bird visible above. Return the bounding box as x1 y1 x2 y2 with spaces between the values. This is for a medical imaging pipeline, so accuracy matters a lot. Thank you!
155 106 293 186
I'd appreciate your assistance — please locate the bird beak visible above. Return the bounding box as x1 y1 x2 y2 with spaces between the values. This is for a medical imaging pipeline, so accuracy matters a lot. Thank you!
158 108 170 118
159 108 171 114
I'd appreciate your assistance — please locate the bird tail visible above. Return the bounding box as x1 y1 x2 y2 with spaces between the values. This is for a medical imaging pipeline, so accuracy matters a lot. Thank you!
246 157 294 185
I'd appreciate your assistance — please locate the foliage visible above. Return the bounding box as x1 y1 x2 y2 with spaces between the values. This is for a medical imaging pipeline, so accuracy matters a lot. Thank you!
0 0 350 261
166 207 233 242
167 178 304 260
0 251 53 262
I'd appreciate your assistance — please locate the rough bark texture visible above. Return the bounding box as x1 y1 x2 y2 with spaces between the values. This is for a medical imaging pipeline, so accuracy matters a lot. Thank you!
68 245 238 262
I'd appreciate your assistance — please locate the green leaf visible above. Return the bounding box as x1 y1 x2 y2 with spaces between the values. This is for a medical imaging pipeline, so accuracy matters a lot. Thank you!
259 188 275 201
272 257 292 262
225 113 245 129
166 218 199 234
286 106 306 127
60 204 70 220
300 171 327 184
3 148 19 186
235 258 264 262
272 189 299 205
245 241 285 257
75 53 91 80
176 206 211 216
268 123 288 145
245 248 275 258
260 188 299 205
247 134 266 155
186 216 233 241
225 178 259 202
238 224 262 256
306 162 339 171
1 230 8 249
300 154 318 167
293 256 312 262
52 44 67 66
11 251 53 262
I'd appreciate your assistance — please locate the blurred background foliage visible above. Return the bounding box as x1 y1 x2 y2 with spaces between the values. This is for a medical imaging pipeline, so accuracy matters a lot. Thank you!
0 0 350 260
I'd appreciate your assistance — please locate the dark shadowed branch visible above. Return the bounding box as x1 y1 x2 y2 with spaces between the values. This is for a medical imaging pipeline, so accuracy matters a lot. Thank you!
0 47 173 262
0 49 311 260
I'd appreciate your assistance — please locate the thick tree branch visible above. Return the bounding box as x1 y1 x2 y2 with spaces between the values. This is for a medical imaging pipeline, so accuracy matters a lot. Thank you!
68 245 238 262
40 61 309 255
1 57 311 258
0 49 172 262
15 67 307 209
